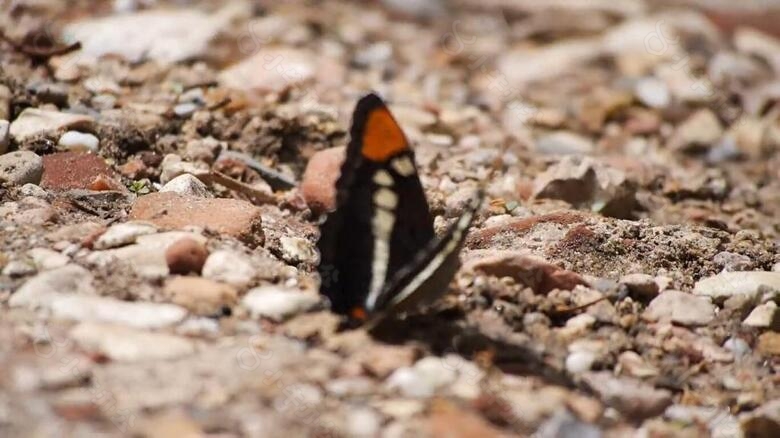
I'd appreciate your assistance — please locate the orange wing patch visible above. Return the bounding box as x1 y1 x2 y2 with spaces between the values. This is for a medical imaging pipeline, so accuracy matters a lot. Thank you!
361 107 409 162
349 306 368 321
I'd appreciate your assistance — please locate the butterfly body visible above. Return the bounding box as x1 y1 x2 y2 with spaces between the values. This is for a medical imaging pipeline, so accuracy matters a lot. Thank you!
317 93 482 326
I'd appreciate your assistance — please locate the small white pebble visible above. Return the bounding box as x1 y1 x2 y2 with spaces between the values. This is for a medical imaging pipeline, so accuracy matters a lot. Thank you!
58 131 99 153
566 350 596 374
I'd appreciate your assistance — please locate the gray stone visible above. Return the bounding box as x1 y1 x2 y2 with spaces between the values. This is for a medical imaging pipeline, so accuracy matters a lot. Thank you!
0 85 10 120
694 271 780 303
669 109 723 152
159 173 212 198
583 371 672 420
0 151 44 186
723 337 751 358
533 156 638 218
713 251 754 272
535 131 594 155
159 154 209 184
18 184 48 198
536 409 602 438
93 221 158 249
643 290 716 326
0 120 9 154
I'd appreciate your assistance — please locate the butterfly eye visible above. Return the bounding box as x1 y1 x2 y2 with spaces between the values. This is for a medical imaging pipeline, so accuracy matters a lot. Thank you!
349 307 368 321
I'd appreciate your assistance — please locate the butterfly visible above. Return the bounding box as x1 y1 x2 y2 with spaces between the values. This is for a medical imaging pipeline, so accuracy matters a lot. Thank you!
316 93 483 328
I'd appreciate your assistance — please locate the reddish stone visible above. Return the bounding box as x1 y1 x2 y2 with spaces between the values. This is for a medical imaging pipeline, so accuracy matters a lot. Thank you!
129 192 264 246
705 10 780 38
428 401 505 438
301 146 344 214
118 158 148 179
464 251 587 294
41 152 124 191
165 237 209 274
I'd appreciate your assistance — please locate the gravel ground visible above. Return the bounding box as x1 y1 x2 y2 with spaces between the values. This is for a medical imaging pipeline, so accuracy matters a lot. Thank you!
0 0 779 437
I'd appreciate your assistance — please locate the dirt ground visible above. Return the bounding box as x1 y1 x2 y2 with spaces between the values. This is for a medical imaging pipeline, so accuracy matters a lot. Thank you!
0 0 779 437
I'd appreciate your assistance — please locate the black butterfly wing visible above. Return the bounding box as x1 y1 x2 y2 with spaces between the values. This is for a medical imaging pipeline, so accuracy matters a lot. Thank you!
365 189 483 330
317 93 434 317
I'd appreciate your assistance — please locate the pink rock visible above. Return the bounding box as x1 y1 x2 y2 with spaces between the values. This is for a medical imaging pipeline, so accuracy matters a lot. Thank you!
130 192 264 246
301 146 345 214
165 238 209 274
41 152 124 191
464 251 587 294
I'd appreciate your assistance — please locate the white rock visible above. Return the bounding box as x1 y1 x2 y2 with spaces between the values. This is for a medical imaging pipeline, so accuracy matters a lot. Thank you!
535 131 594 155
51 295 188 328
560 313 596 337
669 109 723 151
694 271 780 302
635 77 670 108
9 108 94 142
0 119 9 154
241 287 320 321
386 356 459 399
643 290 716 326
57 131 99 152
2 260 35 277
159 173 212 198
159 154 209 184
93 221 158 249
9 264 95 308
380 0 444 18
412 356 457 389
70 322 194 362
176 317 221 337
279 236 318 264
219 48 316 93
202 250 256 288
27 248 69 270
723 337 751 358
64 9 236 64
173 102 199 118
346 408 382 438
374 399 425 419
566 350 597 374
18 184 48 198
498 39 602 87
325 377 375 397
385 367 435 398
88 231 205 279
0 150 44 186
743 302 779 329
734 28 780 73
